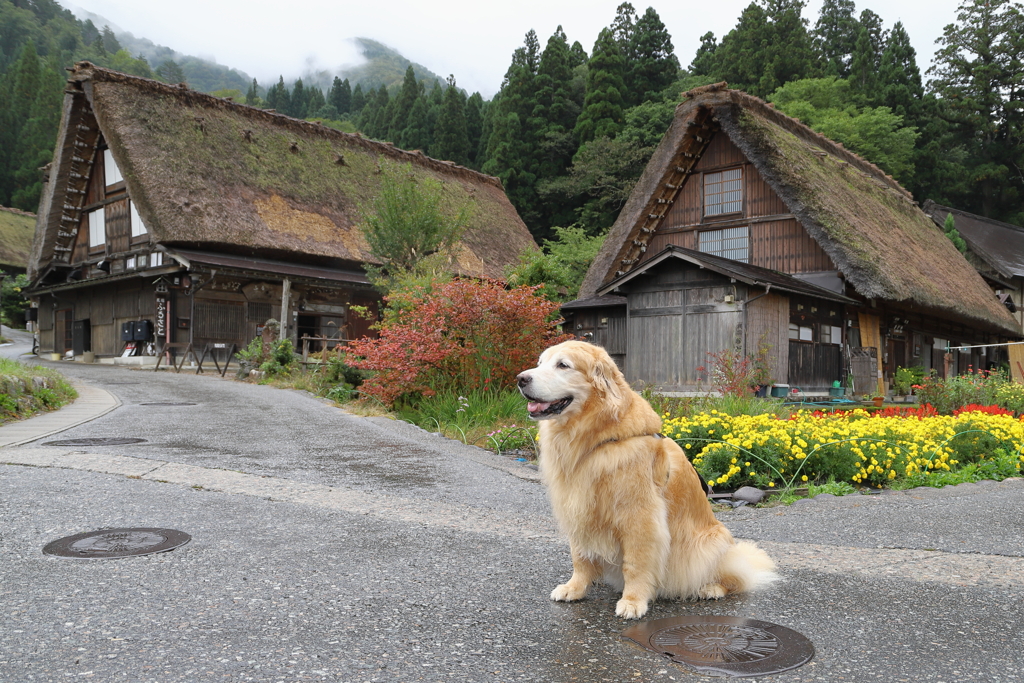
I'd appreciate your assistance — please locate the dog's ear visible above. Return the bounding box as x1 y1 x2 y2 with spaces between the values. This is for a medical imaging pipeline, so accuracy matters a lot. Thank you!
592 354 625 409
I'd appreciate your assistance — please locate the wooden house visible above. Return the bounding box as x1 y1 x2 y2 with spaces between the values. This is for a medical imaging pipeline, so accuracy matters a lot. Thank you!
923 200 1024 331
568 84 1021 394
28 63 535 362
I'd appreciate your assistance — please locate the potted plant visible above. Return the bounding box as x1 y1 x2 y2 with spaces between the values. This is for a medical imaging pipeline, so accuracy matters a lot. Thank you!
892 366 924 402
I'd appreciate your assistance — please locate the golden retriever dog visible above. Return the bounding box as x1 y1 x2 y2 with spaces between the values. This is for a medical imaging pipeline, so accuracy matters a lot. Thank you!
517 340 777 619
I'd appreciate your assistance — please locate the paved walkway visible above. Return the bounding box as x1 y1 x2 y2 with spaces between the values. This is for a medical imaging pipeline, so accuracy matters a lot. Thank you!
0 379 120 448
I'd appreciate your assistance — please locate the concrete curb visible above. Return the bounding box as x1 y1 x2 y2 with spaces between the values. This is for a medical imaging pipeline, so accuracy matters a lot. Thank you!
0 378 121 448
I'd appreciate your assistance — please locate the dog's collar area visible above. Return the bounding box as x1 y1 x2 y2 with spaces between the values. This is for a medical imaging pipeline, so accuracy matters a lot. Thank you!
594 433 713 497
595 432 665 448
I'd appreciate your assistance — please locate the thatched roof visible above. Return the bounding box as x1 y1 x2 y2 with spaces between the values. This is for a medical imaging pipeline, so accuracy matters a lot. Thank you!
31 63 535 280
0 206 35 271
923 200 1024 282
580 83 1019 335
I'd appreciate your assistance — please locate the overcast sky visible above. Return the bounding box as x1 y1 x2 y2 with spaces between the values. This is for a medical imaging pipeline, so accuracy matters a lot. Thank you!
66 0 962 97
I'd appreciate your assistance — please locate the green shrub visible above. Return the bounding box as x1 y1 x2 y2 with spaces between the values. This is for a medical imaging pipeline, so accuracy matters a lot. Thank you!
0 358 76 422
913 368 1021 414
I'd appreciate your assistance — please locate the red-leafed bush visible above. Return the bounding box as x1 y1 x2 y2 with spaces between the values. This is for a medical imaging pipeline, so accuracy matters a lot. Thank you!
347 278 571 406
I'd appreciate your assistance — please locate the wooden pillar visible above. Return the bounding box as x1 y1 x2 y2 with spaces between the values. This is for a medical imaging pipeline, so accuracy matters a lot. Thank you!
280 277 291 344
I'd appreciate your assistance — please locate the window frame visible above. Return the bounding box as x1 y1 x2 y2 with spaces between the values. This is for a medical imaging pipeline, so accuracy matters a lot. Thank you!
87 207 106 251
103 148 124 187
703 167 743 218
697 225 750 263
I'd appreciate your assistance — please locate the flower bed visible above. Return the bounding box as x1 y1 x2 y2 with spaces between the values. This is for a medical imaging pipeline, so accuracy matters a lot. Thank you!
663 407 1024 491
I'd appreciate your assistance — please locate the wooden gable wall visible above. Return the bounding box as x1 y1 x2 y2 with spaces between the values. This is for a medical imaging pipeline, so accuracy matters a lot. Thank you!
644 131 836 274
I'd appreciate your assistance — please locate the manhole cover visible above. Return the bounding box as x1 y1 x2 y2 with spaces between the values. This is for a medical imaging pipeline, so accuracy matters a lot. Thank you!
622 616 814 677
43 528 191 559
139 402 197 406
43 437 148 446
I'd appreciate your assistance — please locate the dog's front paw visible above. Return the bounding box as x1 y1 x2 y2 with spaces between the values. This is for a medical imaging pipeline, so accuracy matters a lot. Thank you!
550 582 588 602
615 597 649 619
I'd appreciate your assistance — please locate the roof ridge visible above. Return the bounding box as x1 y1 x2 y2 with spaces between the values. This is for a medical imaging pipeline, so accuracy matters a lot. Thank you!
924 199 1024 233
68 62 504 191
0 205 37 218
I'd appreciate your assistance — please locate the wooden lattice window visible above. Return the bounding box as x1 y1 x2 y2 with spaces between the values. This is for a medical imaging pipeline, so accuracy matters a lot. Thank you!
247 302 272 322
194 301 245 341
698 226 749 262
703 168 742 216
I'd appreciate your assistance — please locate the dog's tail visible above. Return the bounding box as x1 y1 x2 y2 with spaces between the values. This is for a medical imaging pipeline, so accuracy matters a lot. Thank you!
718 540 780 593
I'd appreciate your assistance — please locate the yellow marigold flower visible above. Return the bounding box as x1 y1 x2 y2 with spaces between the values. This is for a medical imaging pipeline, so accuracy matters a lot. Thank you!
801 475 808 482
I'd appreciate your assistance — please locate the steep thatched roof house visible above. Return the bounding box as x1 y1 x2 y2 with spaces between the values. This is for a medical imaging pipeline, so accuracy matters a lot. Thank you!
568 83 1020 394
29 63 534 361
0 206 35 275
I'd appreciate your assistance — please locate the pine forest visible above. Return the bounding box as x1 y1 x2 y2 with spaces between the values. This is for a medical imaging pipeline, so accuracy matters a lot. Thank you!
2 0 1023 250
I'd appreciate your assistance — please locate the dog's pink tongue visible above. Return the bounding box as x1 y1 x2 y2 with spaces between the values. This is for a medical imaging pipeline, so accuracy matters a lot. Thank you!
528 401 551 413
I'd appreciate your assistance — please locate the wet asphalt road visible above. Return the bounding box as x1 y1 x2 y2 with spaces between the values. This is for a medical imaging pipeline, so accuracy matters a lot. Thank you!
2 328 1023 682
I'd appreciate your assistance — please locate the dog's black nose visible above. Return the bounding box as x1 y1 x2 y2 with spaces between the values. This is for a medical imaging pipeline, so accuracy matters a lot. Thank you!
517 372 531 388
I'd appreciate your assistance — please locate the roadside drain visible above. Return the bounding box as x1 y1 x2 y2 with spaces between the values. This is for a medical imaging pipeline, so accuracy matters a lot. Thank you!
43 528 191 559
43 437 148 446
622 616 814 677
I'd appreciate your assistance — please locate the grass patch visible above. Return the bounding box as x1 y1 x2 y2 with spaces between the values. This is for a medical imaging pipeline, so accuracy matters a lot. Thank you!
395 389 534 452
0 358 77 424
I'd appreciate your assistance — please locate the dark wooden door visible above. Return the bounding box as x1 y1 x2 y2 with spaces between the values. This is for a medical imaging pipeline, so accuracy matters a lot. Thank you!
789 341 842 391
54 308 73 353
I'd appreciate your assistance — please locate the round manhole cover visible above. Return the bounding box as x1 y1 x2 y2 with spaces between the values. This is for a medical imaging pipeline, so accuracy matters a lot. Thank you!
139 402 197 406
622 616 814 677
43 528 191 559
43 437 148 446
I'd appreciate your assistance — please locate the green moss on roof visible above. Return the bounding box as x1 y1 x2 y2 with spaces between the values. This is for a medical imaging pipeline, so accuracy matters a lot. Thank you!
0 207 35 270
732 105 1014 330
78 65 533 279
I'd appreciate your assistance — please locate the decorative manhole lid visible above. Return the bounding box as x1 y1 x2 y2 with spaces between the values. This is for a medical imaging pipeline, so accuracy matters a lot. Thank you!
43 528 191 559
43 437 148 446
622 616 814 677
139 402 197 406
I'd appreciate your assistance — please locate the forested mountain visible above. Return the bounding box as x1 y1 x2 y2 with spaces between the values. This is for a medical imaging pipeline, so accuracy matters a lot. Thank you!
0 0 165 211
72 7 253 93
1 0 1022 244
